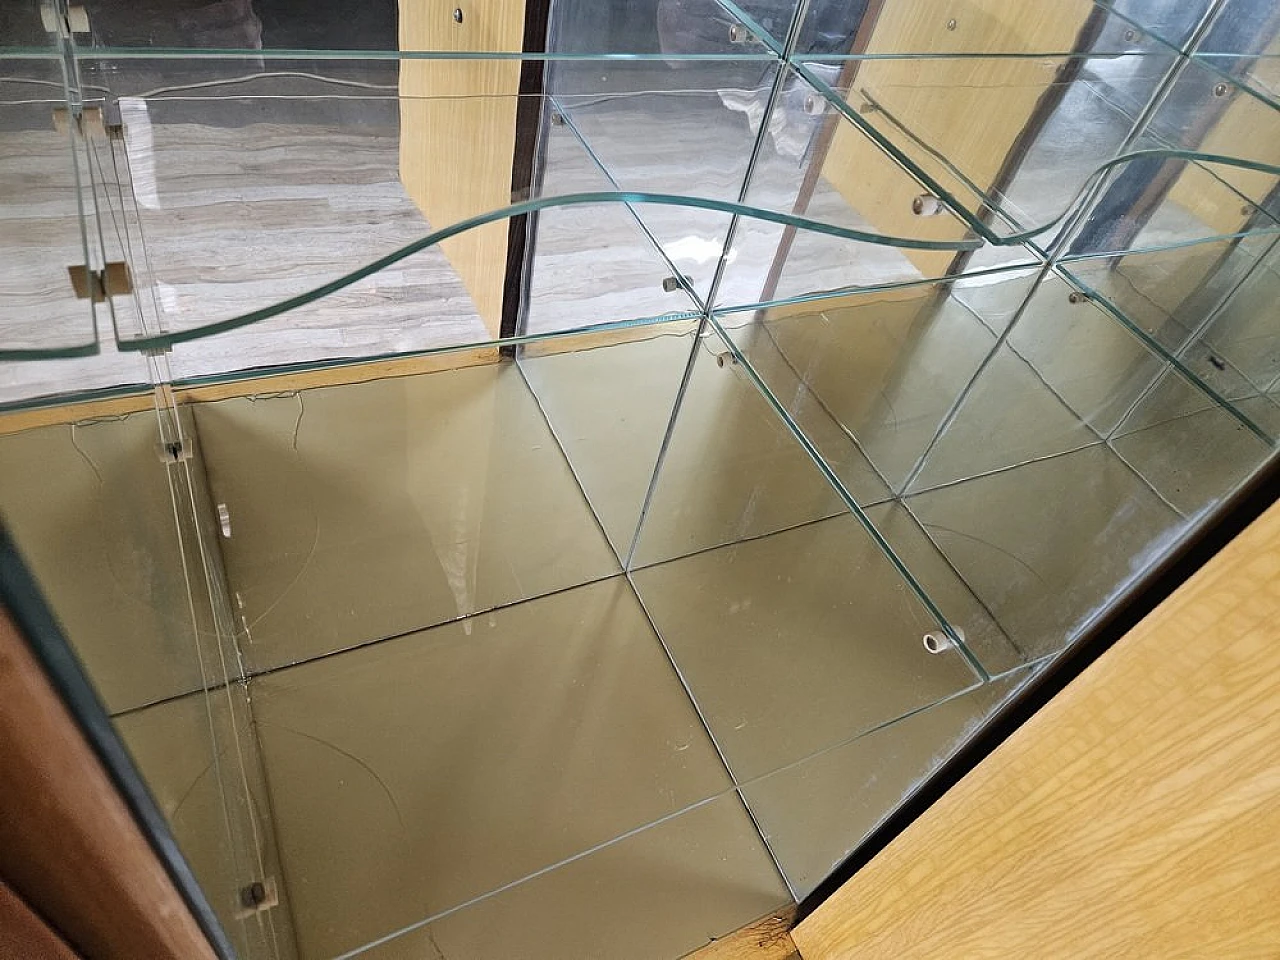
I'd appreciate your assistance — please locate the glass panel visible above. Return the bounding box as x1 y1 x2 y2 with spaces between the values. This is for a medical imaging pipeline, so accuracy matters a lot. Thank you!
717 267 1042 491
743 662 1042 897
248 578 739 957
0 56 98 358
1179 0 1280 61
714 62 988 312
1062 238 1280 435
0 401 279 957
546 59 778 308
5 1 1280 956
1109 365 1275 515
516 323 704 557
118 681 295 959
556 0 773 58
60 0 776 56
625 326 891 567
725 0 1115 58
1177 234 1280 402
811 52 1177 247
189 361 620 673
355 795 787 960
907 444 1184 661
628 322 983 782
1064 52 1280 261
75 55 495 375
900 269 1266 492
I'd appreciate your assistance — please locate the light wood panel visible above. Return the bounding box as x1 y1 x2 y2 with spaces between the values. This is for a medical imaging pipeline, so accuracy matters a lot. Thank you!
399 0 527 335
792 498 1280 959
684 908 799 960
0 347 497 435
821 0 1091 276
0 604 219 960
1166 39 1280 235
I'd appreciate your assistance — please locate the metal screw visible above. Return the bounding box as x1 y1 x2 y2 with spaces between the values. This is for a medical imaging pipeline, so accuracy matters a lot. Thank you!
1123 28 1137 42
453 7 463 23
1068 291 1084 304
946 18 957 30
1213 81 1228 97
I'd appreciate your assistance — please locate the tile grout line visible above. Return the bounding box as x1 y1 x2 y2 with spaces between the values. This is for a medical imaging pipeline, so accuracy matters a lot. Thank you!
623 567 799 904
332 652 1054 960
511 357 629 571
110 497 908 724
897 496 1029 665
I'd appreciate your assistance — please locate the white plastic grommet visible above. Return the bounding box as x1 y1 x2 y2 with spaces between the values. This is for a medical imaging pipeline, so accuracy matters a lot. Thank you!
923 629 964 654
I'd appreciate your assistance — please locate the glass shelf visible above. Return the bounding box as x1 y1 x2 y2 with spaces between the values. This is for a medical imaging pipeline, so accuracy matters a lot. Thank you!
4 5 1280 955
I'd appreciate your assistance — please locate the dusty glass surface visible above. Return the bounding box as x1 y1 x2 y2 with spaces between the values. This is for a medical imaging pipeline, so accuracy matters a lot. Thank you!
4 0 1280 957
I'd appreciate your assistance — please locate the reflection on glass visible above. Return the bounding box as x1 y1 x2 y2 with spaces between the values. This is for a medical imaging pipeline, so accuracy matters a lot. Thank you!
2 2 1279 958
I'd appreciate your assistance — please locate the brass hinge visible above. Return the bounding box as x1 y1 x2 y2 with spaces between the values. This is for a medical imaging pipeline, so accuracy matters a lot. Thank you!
67 262 132 302
51 106 105 137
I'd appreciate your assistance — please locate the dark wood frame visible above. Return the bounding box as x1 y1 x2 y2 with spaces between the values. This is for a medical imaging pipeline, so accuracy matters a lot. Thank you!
0 525 232 960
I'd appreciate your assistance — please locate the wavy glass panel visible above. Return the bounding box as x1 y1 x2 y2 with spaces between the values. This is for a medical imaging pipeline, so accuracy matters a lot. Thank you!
544 59 780 308
806 52 1177 244
711 62 988 311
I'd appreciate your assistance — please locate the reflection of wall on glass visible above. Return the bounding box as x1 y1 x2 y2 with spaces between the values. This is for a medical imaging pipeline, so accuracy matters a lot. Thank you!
2 0 1279 958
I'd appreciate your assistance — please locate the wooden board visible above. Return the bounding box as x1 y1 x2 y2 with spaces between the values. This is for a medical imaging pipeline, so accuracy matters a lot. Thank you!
792 498 1280 959
399 0 527 335
1165 39 1280 236
683 908 799 960
820 0 1091 276
0 604 219 960
0 347 498 435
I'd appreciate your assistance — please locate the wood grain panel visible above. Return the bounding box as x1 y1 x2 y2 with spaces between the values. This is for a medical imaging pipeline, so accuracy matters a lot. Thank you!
0 347 498 436
0 605 218 960
399 0 527 335
792 499 1280 959
820 0 1089 276
683 908 799 960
